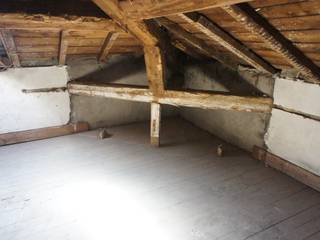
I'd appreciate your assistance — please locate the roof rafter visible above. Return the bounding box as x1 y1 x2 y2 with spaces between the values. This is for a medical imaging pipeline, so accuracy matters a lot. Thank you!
223 3 320 83
119 0 254 20
0 30 20 67
98 31 119 62
178 13 277 74
157 17 238 70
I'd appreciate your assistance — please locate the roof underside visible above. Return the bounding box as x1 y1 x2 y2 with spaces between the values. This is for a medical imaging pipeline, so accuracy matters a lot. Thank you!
0 0 319 82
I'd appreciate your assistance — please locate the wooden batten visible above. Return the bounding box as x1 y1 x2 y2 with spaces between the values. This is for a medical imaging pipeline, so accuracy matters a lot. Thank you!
150 102 161 146
68 82 273 113
223 4 320 83
0 122 89 146
119 0 253 20
0 30 20 67
178 13 277 74
98 32 119 62
157 17 238 70
58 30 68 65
252 146 320 192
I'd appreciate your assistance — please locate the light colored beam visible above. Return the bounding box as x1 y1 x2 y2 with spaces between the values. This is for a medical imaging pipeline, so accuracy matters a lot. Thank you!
157 17 238 70
178 13 277 74
0 30 20 67
98 32 119 62
68 82 273 113
223 4 320 83
150 102 161 146
119 0 253 20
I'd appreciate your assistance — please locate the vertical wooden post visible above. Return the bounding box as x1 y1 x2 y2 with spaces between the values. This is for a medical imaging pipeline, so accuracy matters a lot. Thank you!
150 102 161 147
59 30 68 65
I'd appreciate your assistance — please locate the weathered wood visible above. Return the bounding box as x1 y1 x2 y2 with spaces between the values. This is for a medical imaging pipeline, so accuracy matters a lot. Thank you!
119 0 253 20
178 13 277 74
150 102 161 146
58 30 68 65
0 30 20 67
68 82 273 113
223 4 320 83
252 146 320 192
0 122 89 146
144 46 166 96
157 17 238 70
98 32 119 62
0 13 122 31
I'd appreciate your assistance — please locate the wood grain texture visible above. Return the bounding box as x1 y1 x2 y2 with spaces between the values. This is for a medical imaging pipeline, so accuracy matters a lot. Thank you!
0 30 20 67
98 32 119 62
58 30 68 65
150 102 161 146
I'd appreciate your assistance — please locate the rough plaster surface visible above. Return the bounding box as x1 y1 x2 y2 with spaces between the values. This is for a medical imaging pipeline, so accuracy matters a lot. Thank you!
181 62 274 151
68 56 177 129
266 109 320 176
274 77 320 117
0 66 70 134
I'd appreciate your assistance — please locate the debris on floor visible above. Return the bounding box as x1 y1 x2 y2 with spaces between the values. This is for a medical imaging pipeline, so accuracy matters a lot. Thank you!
98 128 112 139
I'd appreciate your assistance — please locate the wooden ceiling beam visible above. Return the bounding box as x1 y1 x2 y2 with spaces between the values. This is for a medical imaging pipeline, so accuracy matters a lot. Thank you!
98 32 119 62
68 82 273 113
0 13 122 32
223 3 320 83
0 30 20 67
119 0 254 20
157 17 238 70
178 13 277 74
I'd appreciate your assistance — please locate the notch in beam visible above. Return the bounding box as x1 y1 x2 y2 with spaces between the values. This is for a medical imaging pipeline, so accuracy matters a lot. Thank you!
150 102 161 146
0 30 20 67
223 4 320 83
178 13 277 74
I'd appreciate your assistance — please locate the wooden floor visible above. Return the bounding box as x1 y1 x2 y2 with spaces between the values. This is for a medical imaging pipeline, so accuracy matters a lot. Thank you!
0 118 320 240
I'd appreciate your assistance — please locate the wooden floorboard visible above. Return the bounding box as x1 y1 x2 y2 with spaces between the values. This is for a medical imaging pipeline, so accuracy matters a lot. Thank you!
0 118 319 240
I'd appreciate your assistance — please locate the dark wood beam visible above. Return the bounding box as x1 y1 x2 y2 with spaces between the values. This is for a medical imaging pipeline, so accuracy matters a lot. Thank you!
156 17 239 70
0 30 20 67
178 13 277 74
119 0 254 20
68 82 273 113
98 32 119 62
223 3 320 83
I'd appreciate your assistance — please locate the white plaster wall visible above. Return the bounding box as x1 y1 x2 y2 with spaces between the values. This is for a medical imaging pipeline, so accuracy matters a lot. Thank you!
265 109 320 175
273 77 320 117
0 66 70 134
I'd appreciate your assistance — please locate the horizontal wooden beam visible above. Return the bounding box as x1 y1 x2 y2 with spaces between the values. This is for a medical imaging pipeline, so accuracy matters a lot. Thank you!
252 146 320 192
0 13 122 31
157 18 238 70
178 13 277 74
68 82 273 113
223 4 320 83
0 122 89 146
119 0 253 20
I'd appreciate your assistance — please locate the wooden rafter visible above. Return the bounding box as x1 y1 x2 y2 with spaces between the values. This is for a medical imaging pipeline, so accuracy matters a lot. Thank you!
98 32 119 62
68 82 273 113
0 13 122 31
223 3 320 83
119 0 253 20
178 13 277 74
157 17 238 70
58 30 68 65
0 30 20 67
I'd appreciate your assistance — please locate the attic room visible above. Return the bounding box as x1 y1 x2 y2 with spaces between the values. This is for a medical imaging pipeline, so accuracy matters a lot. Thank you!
0 0 320 239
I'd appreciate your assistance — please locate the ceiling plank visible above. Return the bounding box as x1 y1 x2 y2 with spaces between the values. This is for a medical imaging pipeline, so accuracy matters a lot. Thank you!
223 3 320 83
98 32 119 62
68 82 273 113
0 30 20 67
156 17 238 70
178 13 277 74
119 0 254 20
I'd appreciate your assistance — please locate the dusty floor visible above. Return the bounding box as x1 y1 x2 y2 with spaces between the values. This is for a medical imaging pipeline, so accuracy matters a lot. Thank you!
0 118 320 240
